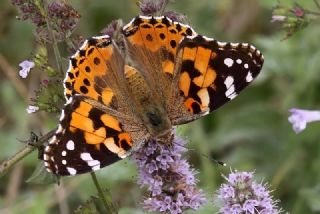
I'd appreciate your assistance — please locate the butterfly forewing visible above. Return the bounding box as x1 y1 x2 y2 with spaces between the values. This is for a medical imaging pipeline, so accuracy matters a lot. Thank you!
171 35 264 125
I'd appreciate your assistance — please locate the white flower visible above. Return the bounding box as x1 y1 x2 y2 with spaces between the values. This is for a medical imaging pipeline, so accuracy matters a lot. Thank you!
271 15 286 22
26 105 39 114
19 60 35 78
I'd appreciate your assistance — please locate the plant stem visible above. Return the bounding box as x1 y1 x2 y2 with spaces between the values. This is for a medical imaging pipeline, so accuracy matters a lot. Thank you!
159 0 170 15
305 9 320 16
90 172 118 214
0 130 55 177
43 0 64 75
314 0 320 9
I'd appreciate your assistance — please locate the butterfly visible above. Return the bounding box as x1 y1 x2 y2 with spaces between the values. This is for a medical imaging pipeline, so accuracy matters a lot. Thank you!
41 16 264 176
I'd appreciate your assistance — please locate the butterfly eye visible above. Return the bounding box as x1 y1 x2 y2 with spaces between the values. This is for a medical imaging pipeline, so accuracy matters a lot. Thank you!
146 112 162 126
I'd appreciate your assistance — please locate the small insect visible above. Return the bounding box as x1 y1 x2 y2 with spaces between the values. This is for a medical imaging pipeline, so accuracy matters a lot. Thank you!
41 16 264 176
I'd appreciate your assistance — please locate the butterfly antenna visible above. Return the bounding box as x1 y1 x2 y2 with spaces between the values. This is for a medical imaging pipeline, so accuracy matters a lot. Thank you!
172 140 226 166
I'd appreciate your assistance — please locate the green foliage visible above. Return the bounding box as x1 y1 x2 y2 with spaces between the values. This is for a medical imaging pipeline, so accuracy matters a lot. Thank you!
34 79 64 113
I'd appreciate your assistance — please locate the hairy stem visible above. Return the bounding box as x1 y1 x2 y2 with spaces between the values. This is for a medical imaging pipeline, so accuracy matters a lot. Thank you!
43 0 64 75
0 130 56 177
159 0 170 15
90 172 118 214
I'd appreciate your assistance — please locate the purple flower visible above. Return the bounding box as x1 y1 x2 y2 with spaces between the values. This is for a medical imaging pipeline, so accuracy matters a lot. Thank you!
215 170 281 214
132 136 206 213
163 11 187 22
288 108 320 133
19 60 35 78
138 0 166 15
26 105 39 114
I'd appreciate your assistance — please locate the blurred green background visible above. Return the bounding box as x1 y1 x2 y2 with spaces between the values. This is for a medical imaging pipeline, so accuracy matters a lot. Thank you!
1 0 320 213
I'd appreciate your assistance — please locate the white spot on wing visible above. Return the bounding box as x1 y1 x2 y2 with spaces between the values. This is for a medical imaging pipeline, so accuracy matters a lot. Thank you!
224 58 234 67
203 36 214 41
225 85 235 97
217 41 227 46
244 63 249 69
92 165 100 171
123 17 135 30
81 152 101 168
246 72 253 82
224 76 237 100
224 76 234 88
61 150 67 156
43 154 49 161
56 124 63 133
62 160 67 165
49 136 57 145
67 167 77 175
242 43 249 48
228 93 237 100
66 140 75 150
80 153 94 161
92 35 110 40
236 59 242 64
79 40 88 50
88 160 100 167
139 15 152 20
45 146 50 152
71 50 79 58
231 42 239 48
59 110 65 121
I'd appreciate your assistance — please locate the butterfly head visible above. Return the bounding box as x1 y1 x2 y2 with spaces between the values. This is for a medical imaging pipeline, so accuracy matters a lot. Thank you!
141 105 172 140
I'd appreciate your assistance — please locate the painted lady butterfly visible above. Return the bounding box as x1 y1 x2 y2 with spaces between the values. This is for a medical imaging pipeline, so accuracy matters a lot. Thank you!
42 16 264 176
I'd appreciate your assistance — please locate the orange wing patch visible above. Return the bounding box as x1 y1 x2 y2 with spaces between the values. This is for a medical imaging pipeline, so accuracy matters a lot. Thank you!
64 36 115 106
122 16 197 75
43 96 133 176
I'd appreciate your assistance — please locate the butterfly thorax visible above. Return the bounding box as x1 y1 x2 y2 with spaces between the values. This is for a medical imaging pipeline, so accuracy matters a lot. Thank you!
124 65 172 141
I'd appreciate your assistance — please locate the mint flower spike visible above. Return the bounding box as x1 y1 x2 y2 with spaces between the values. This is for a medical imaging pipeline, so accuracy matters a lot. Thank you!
288 108 320 134
19 60 35 78
215 170 281 214
132 136 206 214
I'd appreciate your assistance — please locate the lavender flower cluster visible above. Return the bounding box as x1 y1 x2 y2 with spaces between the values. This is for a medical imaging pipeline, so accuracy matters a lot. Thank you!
11 0 80 41
11 0 46 27
215 171 280 214
139 0 186 22
132 136 206 214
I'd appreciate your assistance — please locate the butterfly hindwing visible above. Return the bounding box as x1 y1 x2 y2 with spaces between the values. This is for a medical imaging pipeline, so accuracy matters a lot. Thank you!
43 95 133 176
172 35 264 125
